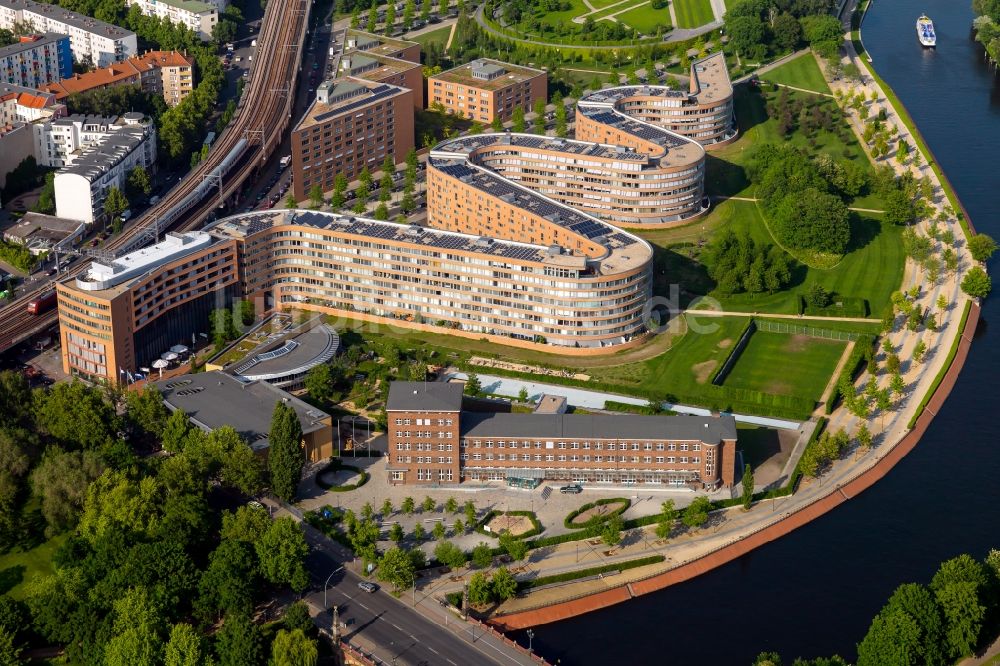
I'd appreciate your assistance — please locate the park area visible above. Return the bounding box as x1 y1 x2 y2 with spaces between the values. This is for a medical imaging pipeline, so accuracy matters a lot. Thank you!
671 0 715 29
722 328 847 401
760 51 831 94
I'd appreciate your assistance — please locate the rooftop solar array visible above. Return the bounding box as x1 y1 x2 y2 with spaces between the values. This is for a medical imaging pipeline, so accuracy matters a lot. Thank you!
578 108 689 149
437 133 647 163
311 83 399 124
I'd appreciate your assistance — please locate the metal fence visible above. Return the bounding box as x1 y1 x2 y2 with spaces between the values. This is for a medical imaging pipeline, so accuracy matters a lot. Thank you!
755 320 861 341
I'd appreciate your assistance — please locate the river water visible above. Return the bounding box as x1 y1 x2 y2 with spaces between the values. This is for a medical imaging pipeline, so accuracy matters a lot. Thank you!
531 2 1000 663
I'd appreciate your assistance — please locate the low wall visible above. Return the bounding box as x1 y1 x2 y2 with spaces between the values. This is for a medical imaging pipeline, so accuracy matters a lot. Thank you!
489 303 980 631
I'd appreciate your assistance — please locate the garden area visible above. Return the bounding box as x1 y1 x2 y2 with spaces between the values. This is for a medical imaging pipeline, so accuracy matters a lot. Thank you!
759 51 831 95
721 329 846 401
671 0 715 29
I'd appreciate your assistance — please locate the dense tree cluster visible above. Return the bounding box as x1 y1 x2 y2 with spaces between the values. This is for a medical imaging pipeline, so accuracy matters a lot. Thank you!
724 0 840 60
703 229 792 295
0 374 312 664
973 0 1000 65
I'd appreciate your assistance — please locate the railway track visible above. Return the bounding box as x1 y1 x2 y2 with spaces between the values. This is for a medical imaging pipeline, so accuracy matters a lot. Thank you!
0 0 310 354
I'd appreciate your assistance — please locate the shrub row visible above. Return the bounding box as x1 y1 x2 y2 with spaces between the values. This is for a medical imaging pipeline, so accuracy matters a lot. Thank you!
826 334 876 414
474 510 543 539
907 300 973 429
801 296 869 318
564 498 631 530
303 508 353 549
711 319 756 386
314 460 369 492
518 555 666 590
603 400 658 415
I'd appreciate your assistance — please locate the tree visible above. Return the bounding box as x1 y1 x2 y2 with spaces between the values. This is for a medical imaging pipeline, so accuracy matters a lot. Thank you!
412 523 425 541
961 266 992 299
126 165 152 198
104 186 130 227
471 542 493 568
269 401 304 502
807 284 832 309
884 189 917 225
195 540 256 622
34 380 118 451
468 571 492 605
283 602 313 635
256 517 310 592
856 423 873 452
377 547 416 591
269 629 317 666
0 628 22 666
499 531 528 562
432 521 446 540
511 106 525 132
304 363 338 404
517 386 529 403
681 496 711 530
968 233 997 262
389 523 404 543
913 340 927 364
741 465 755 510
331 173 348 209
771 188 850 255
464 500 477 525
402 496 415 514
936 583 985 658
490 115 503 132
164 623 206 666
34 172 56 214
857 610 924 666
285 193 298 209
453 517 464 534
533 97 546 134
433 540 467 568
384 1 395 32
772 12 802 51
655 499 676 540
308 184 324 209
491 567 517 601
215 612 264 666
464 373 482 397
104 587 166 666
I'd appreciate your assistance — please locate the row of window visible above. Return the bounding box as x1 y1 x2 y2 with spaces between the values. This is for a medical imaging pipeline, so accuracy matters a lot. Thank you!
464 453 701 464
395 418 454 426
463 440 702 451
395 443 453 451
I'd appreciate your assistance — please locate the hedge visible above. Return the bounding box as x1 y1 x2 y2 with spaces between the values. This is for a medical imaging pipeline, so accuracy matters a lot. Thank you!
564 498 631 530
907 300 972 429
826 334 876 414
315 460 369 492
303 507 353 549
474 510 543 539
711 319 756 386
802 296 869 318
518 555 666 590
603 400 658 415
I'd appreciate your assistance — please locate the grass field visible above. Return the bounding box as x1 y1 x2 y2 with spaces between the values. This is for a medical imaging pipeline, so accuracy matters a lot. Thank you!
615 3 672 32
760 52 832 95
412 25 452 48
724 331 846 399
672 0 715 28
0 535 65 600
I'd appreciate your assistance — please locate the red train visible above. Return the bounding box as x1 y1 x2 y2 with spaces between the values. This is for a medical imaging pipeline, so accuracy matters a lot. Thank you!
26 291 57 315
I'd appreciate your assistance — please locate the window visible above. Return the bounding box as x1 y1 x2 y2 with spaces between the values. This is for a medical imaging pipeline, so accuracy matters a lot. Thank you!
391 471 404 481
656 443 664 451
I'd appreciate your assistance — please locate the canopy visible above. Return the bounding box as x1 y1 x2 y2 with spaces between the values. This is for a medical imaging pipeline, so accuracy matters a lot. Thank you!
169 344 189 354
151 359 170 369
161 352 179 361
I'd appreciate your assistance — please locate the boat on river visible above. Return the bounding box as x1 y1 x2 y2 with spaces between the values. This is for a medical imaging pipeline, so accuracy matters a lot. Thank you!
917 14 937 47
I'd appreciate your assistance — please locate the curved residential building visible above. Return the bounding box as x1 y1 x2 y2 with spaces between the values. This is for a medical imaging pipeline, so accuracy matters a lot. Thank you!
431 131 705 226
579 52 735 147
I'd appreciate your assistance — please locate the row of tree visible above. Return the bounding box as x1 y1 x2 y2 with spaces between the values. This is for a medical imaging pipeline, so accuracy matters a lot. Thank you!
724 0 843 61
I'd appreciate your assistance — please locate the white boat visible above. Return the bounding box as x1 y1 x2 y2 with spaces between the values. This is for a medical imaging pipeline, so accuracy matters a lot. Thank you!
917 14 936 47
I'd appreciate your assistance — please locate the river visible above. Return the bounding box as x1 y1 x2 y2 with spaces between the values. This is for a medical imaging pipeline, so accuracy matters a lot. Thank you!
529 2 1000 663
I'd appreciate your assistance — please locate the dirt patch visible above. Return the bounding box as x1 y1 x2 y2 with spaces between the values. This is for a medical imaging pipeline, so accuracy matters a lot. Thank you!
569 500 628 526
691 360 718 384
784 334 811 353
717 338 733 349
762 380 793 395
487 514 535 537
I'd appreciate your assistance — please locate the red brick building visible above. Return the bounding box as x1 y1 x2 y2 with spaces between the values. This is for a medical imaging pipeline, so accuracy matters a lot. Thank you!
386 382 737 488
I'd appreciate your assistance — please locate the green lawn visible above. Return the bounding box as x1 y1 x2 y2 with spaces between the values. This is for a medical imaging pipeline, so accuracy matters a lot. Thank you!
412 25 451 48
614 3 673 33
535 0 592 28
760 52 832 95
672 0 716 28
724 330 846 399
0 535 65 600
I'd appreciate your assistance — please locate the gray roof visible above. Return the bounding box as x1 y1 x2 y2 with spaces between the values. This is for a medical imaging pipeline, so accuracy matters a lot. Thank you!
387 381 463 412
460 412 738 444
156 371 331 450
0 32 65 58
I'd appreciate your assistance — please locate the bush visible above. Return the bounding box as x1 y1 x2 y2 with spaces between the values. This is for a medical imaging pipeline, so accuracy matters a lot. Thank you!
314 460 369 492
520 555 665 590
474 510 542 539
564 498 631 530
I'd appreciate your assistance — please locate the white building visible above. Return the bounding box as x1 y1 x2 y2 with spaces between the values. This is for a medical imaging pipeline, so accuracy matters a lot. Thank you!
125 0 217 41
0 0 137 67
53 112 156 224
33 114 121 168
0 83 64 188
0 33 73 88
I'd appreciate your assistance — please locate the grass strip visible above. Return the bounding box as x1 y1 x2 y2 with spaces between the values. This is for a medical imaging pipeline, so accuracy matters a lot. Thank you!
519 555 666 590
906 300 972 429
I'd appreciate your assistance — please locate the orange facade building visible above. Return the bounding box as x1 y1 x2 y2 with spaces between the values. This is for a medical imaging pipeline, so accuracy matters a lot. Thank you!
428 58 547 123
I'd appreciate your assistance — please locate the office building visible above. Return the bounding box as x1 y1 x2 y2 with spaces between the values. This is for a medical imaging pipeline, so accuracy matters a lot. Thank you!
428 58 547 123
52 112 157 223
125 0 217 41
0 34 72 88
338 50 423 109
385 381 737 487
0 0 137 67
157 371 334 461
56 231 240 382
342 29 420 63
44 50 196 107
432 130 705 225
290 77 413 201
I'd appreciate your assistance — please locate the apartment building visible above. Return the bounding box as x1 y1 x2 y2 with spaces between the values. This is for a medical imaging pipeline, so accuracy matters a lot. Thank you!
56 231 240 382
385 382 737 487
338 51 423 109
0 34 72 88
125 0 217 41
51 112 157 223
44 50 196 107
342 29 420 63
428 58 547 123
0 0 137 67
0 83 64 187
433 131 705 225
290 77 413 201
579 52 735 147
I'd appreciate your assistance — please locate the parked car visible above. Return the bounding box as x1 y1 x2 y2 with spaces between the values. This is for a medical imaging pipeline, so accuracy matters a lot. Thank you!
357 581 378 593
559 484 583 494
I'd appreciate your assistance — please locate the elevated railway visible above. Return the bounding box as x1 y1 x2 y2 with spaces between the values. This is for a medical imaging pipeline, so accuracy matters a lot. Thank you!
0 0 311 354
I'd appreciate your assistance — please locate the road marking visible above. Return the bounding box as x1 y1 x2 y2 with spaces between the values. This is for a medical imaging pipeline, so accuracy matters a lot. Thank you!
358 603 369 611
447 660 458 665
391 623 402 630
428 647 439 655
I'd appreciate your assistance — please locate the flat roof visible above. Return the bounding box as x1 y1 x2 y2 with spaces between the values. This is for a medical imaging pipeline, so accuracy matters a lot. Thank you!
339 51 419 80
3 213 83 247
229 323 340 382
688 52 733 103
533 394 567 414
60 124 149 180
148 0 215 13
461 412 738 443
430 58 545 91
344 28 418 58
4 0 136 40
74 231 213 293
295 77 408 131
156 371 331 450
387 381 464 412
0 33 65 58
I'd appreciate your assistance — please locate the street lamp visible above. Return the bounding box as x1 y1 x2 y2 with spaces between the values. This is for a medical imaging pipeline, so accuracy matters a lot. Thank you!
324 565 344 608
526 628 535 653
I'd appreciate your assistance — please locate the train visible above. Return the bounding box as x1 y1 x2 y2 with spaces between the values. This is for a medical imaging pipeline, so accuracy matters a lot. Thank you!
26 291 57 315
